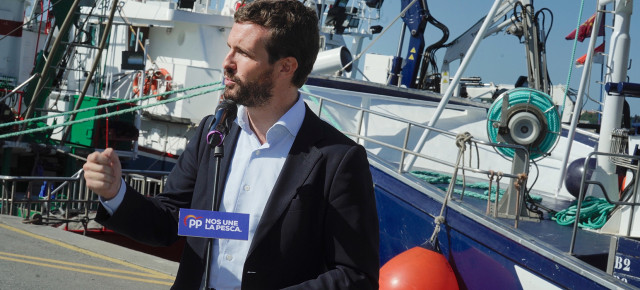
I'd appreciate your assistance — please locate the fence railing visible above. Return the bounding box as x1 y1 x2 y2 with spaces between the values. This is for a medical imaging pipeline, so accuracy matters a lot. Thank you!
0 168 170 233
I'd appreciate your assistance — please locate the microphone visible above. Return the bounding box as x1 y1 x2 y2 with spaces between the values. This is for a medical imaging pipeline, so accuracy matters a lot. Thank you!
207 99 238 147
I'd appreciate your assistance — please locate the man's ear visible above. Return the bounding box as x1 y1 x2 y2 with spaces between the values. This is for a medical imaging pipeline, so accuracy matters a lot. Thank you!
277 56 298 79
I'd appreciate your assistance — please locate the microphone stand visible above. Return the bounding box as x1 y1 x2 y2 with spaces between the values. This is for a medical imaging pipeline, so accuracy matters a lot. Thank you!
204 144 224 290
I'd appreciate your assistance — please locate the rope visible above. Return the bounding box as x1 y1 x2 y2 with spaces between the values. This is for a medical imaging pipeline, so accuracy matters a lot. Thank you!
1 81 221 129
486 170 495 215
493 172 503 217
0 84 225 139
486 88 560 160
514 173 528 192
116 2 158 70
0 0 66 43
553 196 614 229
456 132 472 149
410 170 546 203
559 0 586 120
428 132 471 246
457 132 472 200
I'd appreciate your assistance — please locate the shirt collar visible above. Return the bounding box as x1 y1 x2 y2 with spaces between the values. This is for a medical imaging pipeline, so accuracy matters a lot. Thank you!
236 94 306 138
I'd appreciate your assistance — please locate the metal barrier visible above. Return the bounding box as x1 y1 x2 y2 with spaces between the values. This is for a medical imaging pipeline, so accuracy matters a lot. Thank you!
0 168 169 232
123 169 170 197
0 171 88 220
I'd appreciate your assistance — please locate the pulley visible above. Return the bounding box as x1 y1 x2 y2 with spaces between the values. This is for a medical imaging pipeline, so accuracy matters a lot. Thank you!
486 88 560 160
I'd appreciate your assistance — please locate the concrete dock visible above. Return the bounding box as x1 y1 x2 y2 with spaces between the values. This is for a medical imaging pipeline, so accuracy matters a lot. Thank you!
0 215 178 289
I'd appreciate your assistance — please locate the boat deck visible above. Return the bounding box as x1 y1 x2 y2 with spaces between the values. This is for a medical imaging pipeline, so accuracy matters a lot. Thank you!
457 190 612 269
406 169 613 270
0 215 178 289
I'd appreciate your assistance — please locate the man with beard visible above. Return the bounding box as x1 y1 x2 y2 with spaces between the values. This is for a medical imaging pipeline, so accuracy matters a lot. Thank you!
82 0 379 289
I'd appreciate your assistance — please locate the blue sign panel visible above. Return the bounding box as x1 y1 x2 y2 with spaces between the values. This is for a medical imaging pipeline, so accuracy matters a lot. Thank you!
611 237 640 287
178 208 249 240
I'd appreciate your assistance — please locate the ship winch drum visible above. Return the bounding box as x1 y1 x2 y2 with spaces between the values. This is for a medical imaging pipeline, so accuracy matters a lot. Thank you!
487 88 560 160
508 111 541 145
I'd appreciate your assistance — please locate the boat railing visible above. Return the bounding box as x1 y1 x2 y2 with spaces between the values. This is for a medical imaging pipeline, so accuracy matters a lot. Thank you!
302 91 529 177
301 90 536 226
0 168 170 231
569 151 640 254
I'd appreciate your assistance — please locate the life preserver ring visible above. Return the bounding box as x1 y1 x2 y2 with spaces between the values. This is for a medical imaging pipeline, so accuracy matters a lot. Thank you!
152 68 173 100
132 68 173 100
132 70 152 96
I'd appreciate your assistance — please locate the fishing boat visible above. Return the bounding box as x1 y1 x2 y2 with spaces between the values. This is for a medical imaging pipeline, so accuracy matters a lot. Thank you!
1 0 639 288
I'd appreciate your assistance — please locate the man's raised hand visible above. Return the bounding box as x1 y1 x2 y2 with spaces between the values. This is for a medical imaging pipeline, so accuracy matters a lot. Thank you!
83 148 122 200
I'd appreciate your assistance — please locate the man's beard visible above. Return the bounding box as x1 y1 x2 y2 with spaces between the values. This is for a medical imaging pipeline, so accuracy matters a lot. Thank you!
224 68 274 107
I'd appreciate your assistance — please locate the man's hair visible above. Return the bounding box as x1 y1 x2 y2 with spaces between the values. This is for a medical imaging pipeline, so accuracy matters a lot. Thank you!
235 0 320 88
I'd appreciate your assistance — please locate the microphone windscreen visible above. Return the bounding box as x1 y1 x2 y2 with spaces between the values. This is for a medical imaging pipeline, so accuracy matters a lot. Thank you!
207 100 237 147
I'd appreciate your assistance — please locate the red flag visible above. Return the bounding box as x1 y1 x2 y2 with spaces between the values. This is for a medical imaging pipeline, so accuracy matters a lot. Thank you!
576 42 605 66
565 13 605 42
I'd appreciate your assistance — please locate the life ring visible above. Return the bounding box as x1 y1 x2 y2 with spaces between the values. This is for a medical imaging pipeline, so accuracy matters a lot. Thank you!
132 69 173 100
152 68 173 100
132 70 152 96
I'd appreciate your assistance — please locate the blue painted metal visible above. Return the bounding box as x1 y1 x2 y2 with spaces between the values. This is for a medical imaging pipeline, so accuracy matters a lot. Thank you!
371 164 615 289
613 237 640 287
388 56 403 86
605 82 640 97
399 0 428 88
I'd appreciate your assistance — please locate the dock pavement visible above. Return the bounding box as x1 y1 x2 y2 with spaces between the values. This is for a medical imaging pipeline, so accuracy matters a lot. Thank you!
0 215 178 289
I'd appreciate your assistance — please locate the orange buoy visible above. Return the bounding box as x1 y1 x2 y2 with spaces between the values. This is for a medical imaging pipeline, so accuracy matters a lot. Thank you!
380 246 459 290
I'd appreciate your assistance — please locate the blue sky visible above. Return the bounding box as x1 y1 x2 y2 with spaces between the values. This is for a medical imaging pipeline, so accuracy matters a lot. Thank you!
356 0 639 116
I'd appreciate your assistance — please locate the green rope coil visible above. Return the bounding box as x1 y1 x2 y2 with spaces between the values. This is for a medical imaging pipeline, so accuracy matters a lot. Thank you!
412 171 613 230
553 196 614 229
411 170 541 202
486 88 561 160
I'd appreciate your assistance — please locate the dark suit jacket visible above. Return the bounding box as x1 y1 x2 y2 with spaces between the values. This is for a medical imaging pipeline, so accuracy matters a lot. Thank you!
96 104 379 289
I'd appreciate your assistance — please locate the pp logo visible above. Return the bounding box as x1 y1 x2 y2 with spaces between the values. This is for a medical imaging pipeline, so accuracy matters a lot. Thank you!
184 215 203 228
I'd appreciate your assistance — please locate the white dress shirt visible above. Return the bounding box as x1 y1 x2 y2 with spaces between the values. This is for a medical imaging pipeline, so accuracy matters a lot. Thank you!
210 96 304 289
100 95 306 290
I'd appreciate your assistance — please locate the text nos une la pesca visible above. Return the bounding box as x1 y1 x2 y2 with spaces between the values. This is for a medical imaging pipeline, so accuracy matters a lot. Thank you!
202 218 242 232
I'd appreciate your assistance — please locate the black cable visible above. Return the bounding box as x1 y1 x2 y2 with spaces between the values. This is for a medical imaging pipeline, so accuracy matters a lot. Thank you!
534 7 554 89
511 1 525 44
523 159 548 218
620 173 636 201
418 14 449 90
534 8 553 44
